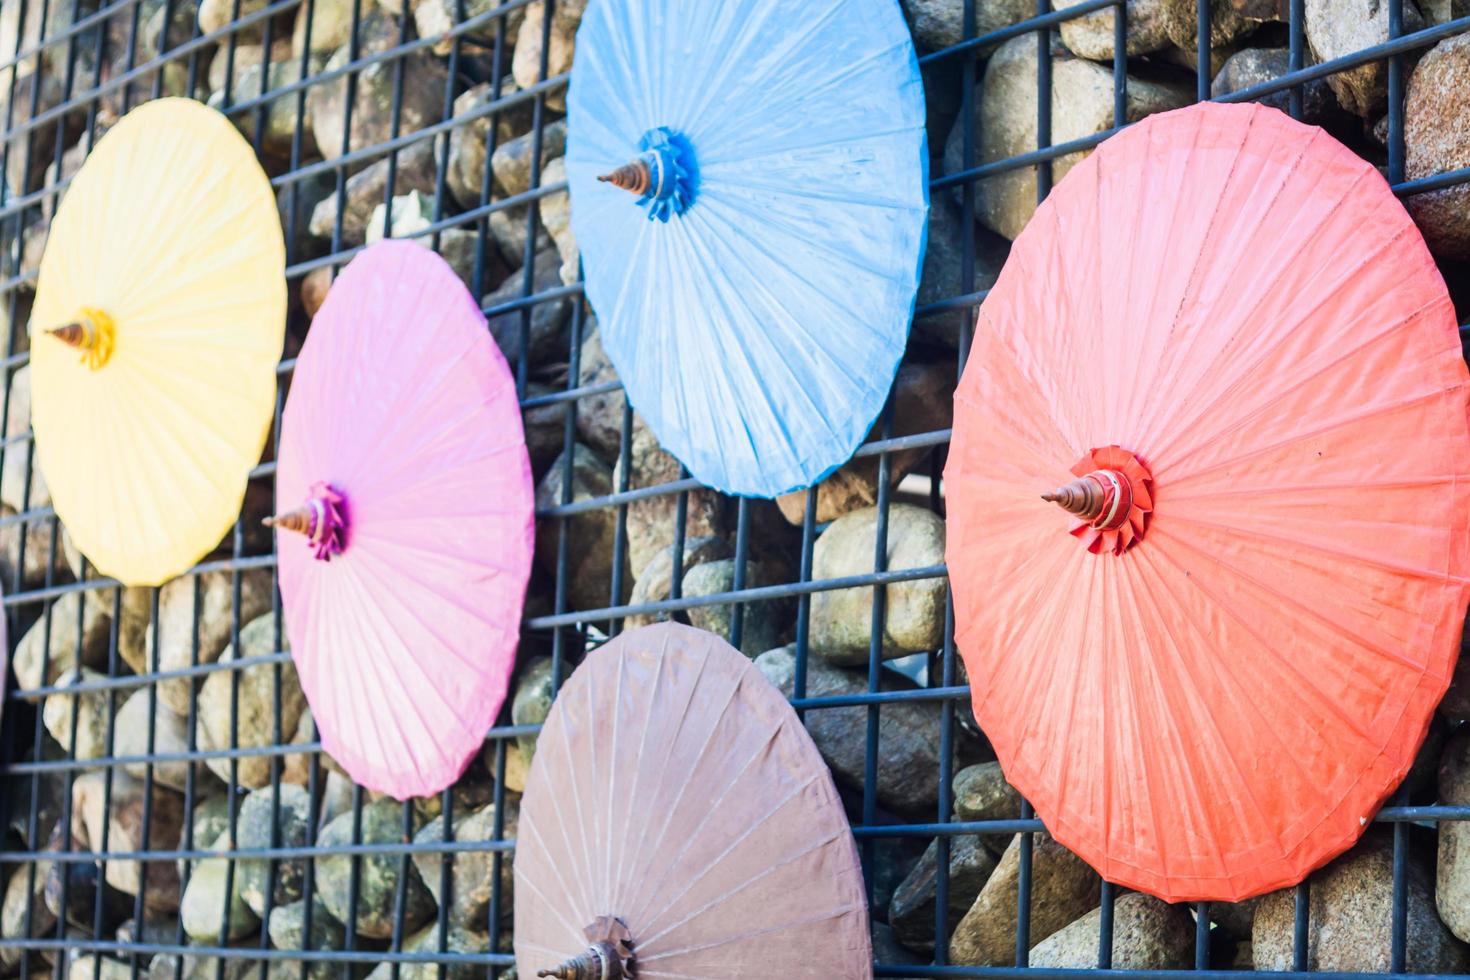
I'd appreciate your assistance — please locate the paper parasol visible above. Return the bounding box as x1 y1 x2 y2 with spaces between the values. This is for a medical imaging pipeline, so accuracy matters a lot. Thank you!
945 102 1470 903
31 98 285 586
566 0 929 498
272 239 534 799
514 622 872 978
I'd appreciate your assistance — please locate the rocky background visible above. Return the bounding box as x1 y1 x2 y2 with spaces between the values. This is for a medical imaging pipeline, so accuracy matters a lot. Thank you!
0 0 1468 975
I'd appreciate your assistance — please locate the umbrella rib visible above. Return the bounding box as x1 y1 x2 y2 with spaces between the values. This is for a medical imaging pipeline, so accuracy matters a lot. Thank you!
554 677 601 919
632 731 815 931
609 647 665 914
634 826 844 952
1148 523 1407 736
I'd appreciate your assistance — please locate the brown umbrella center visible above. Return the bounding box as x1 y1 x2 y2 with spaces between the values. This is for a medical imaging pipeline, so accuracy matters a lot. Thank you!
538 916 635 979
1043 470 1132 530
46 308 115 370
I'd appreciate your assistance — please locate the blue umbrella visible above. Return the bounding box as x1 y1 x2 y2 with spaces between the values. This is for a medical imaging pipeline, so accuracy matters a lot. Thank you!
567 0 929 498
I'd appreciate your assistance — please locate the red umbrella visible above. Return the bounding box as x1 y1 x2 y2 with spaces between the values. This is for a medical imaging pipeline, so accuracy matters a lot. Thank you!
945 102 1470 902
514 622 872 978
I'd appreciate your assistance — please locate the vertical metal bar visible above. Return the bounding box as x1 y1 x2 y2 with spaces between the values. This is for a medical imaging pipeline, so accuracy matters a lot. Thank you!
1097 880 1115 968
1387 0 1405 185
1195 901 1211 969
1035 0 1052 201
1293 879 1311 968
1196 0 1211 102
1287 0 1305 119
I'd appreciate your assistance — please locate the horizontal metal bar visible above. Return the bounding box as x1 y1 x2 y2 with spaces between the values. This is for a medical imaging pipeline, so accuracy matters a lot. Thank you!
0 837 514 864
934 130 1118 191
526 563 948 628
918 0 1121 65
790 684 970 710
0 939 515 966
1394 164 1470 198
0 554 277 606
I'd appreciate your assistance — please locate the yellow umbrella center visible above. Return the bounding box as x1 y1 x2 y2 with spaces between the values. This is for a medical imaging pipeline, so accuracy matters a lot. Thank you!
47 307 116 370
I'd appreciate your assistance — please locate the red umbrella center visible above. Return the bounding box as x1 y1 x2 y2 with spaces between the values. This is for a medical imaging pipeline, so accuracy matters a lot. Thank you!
1043 445 1153 555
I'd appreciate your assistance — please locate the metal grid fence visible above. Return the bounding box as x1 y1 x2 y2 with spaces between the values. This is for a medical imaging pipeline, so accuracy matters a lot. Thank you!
0 0 1467 977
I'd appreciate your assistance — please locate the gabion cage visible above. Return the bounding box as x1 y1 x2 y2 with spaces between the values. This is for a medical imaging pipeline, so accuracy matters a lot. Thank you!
1 0 1468 977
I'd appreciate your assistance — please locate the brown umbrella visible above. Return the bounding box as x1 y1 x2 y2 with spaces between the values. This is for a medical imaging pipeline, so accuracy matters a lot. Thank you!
514 622 872 979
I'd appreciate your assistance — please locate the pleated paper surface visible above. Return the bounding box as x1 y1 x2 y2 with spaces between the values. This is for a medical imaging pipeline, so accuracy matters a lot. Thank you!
567 0 929 498
515 622 873 978
946 102 1470 902
276 240 535 800
32 98 286 586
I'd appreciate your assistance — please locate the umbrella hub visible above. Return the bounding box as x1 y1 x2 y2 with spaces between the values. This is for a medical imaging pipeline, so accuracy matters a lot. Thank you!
538 915 635 979
598 126 696 222
46 308 116 370
1043 445 1154 556
263 482 347 561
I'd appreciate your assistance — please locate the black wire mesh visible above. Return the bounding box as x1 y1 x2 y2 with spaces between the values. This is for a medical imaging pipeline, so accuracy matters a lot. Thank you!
0 0 1467 977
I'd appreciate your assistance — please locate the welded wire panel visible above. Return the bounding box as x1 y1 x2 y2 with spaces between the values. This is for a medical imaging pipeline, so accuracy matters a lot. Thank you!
0 0 1466 977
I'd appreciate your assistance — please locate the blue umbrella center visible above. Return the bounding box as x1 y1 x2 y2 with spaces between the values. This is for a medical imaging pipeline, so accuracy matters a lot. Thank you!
632 127 697 222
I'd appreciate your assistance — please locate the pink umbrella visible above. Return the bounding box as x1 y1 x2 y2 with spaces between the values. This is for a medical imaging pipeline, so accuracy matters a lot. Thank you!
271 239 535 799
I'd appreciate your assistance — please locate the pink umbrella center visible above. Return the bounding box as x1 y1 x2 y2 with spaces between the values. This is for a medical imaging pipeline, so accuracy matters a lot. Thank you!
265 481 348 561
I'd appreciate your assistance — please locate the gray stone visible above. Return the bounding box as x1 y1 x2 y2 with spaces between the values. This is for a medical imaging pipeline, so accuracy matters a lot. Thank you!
899 0 1032 51
521 382 572 478
308 140 439 247
1030 891 1193 967
292 0 356 58
1211 47 1342 122
539 156 577 285
511 656 554 766
414 0 512 54
1 863 56 971
210 54 323 160
316 798 435 939
1443 618 1470 722
1254 833 1469 970
952 761 1023 855
180 830 258 942
180 796 235 881
681 559 789 657
14 591 115 690
1438 727 1470 941
492 119 567 198
1306 0 1426 117
143 568 276 715
873 921 928 979
366 922 489 980
889 835 999 953
1405 32 1470 261
44 821 134 930
614 420 729 578
1057 0 1171 60
1159 0 1254 50
533 444 632 611
208 41 293 100
236 784 314 917
625 535 733 629
71 770 185 910
366 190 436 242
484 248 572 368
447 78 537 209
949 833 1101 966
953 36 1192 240
309 43 449 162
268 896 346 977
438 227 512 297
42 668 114 760
64 953 135 980
197 614 308 790
410 799 517 929
755 645 981 814
199 0 268 37
809 504 946 665
574 324 626 463
511 0 582 113
2 364 42 511
912 196 1009 349
775 362 956 524
115 686 210 792
0 506 77 590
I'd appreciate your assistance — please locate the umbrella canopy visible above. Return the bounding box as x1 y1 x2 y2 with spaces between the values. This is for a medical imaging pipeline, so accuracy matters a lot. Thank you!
566 0 928 498
945 102 1470 903
31 98 285 586
273 239 534 800
515 622 871 978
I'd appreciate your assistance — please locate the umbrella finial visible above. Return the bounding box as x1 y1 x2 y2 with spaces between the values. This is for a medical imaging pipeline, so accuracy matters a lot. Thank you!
538 916 635 979
265 482 347 561
45 308 115 370
1043 476 1105 521
598 160 652 196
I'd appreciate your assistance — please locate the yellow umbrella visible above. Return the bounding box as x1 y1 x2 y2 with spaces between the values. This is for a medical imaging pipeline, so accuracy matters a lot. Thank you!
31 98 285 586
